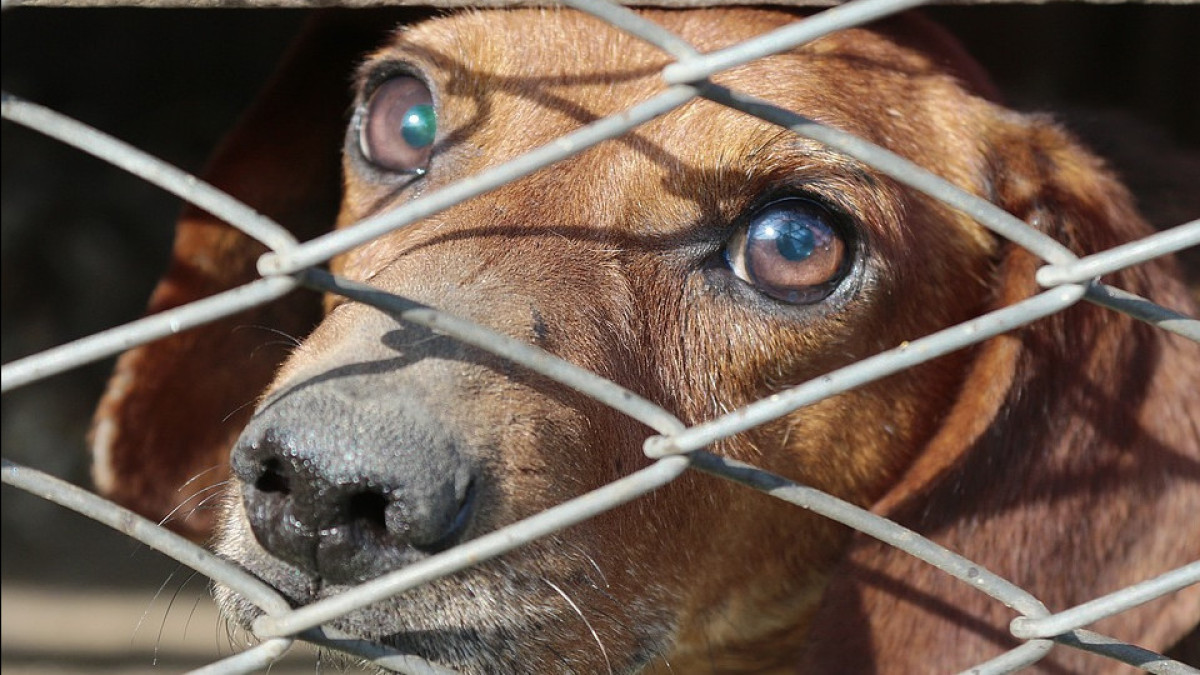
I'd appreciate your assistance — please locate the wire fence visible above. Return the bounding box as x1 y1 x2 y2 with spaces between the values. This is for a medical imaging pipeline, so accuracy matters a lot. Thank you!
2 0 1198 673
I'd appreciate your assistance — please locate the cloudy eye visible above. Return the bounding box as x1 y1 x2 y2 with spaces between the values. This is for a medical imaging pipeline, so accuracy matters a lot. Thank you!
358 75 437 174
725 198 849 304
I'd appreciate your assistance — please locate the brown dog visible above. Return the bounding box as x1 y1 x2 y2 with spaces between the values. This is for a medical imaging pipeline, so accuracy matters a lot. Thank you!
91 7 1199 674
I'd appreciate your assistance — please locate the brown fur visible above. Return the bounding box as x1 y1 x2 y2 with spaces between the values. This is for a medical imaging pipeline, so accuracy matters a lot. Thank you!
92 8 1199 674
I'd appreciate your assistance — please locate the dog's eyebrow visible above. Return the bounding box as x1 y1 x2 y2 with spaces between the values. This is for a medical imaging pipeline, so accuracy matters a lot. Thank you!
353 58 431 99
730 135 888 204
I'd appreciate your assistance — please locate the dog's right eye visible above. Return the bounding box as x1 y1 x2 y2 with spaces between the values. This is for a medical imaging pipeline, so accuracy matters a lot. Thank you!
358 76 437 174
724 198 849 304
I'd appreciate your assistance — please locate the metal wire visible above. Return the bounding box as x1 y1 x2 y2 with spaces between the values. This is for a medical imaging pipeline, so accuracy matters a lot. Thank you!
688 451 1052 618
559 0 701 58
696 83 1082 266
298 269 687 436
661 0 932 84
1036 219 1200 287
186 638 298 675
2 0 1197 673
1010 562 1200 640
297 627 462 675
1052 631 1200 675
256 86 698 277
1084 282 1200 341
643 284 1087 458
0 277 297 393
957 640 1057 675
250 454 691 640
0 460 291 615
0 93 299 253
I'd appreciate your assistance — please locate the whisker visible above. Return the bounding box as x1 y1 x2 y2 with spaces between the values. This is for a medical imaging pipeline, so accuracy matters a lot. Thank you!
132 565 183 665
221 612 247 655
187 484 232 515
544 578 612 675
222 397 259 424
233 323 304 348
155 567 203 664
176 570 206 642
218 614 233 657
158 479 229 528
177 464 226 491
251 339 305 359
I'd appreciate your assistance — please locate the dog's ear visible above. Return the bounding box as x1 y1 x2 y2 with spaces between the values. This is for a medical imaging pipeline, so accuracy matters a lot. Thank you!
89 11 414 539
799 117 1200 671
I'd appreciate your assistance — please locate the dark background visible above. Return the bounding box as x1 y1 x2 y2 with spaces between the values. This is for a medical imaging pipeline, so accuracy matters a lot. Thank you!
1 3 1197 671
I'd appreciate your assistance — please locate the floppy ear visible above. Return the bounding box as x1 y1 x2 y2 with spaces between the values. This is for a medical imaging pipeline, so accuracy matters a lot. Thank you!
798 117 1200 672
89 10 414 540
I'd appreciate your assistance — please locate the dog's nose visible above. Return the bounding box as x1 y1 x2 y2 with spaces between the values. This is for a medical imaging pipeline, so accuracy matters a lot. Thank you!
229 381 477 584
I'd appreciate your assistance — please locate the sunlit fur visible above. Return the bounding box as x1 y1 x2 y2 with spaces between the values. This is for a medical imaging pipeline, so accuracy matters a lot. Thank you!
94 8 1199 674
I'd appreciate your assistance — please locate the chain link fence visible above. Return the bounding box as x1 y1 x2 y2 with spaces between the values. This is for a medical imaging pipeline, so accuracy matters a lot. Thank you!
2 0 1198 673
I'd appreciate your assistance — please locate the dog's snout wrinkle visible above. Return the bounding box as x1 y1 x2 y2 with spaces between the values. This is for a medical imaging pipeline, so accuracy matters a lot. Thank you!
231 380 477 584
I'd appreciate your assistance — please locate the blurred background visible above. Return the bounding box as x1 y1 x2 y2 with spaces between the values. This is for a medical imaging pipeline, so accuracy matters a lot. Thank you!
2 4 1197 673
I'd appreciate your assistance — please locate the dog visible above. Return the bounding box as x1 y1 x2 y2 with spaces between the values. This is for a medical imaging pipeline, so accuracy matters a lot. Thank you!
89 7 1199 673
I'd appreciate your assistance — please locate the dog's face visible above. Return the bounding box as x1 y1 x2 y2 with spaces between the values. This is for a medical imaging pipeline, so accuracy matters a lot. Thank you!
215 9 1006 671
91 7 1199 675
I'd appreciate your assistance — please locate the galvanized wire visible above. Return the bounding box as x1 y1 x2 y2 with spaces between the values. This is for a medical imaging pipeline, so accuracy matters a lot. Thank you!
1 0 1197 673
0 93 299 253
643 284 1087 458
958 640 1057 675
1010 562 1200 641
186 638 298 675
560 0 701 58
250 454 691 640
688 451 1052 618
0 277 297 393
256 86 698 277
661 0 932 84
297 627 462 675
1053 631 1200 675
695 83 1082 266
1036 219 1200 287
1084 282 1200 341
298 269 687 436
0 459 291 615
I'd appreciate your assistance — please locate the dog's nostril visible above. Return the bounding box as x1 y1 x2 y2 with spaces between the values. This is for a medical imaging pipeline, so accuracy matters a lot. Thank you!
347 490 389 532
254 458 291 494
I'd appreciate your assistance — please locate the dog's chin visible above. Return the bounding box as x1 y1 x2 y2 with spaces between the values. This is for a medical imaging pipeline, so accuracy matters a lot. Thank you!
213 530 673 675
213 580 539 675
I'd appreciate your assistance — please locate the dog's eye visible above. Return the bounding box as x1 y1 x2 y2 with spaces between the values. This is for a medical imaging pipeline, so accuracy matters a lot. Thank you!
359 76 437 174
725 198 848 304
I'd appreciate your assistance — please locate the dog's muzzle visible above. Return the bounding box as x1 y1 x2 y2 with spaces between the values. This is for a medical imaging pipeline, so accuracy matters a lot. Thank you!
229 374 477 584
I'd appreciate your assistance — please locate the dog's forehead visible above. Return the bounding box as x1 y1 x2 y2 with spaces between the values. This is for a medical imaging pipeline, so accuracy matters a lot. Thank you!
381 8 788 75
347 8 995 243
370 8 972 130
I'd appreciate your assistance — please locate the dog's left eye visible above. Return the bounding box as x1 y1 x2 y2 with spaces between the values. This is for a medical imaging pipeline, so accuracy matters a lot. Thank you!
359 76 437 174
725 198 848 304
